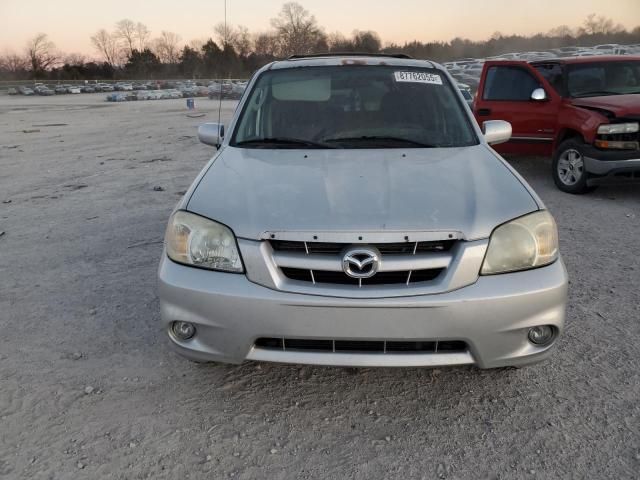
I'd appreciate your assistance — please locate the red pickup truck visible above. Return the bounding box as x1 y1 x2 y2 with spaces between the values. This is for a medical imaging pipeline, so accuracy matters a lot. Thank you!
474 56 640 193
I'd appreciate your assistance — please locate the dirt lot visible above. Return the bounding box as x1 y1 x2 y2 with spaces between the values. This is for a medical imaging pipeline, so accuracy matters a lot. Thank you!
0 93 639 480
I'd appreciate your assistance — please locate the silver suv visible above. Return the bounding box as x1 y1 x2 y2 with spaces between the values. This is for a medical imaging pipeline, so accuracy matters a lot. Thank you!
159 54 568 369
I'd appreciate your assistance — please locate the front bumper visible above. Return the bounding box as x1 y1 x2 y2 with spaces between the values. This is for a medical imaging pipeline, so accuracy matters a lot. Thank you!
158 255 568 369
583 147 640 179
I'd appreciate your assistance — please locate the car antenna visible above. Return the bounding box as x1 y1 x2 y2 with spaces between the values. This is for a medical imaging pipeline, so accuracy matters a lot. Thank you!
216 0 227 138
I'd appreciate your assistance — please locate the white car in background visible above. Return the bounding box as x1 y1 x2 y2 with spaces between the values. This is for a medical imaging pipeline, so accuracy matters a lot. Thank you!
161 89 183 99
136 90 153 100
593 44 619 54
67 86 81 94
147 90 164 100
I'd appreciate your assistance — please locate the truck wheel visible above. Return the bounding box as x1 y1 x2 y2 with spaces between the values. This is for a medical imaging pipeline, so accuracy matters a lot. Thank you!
552 139 596 194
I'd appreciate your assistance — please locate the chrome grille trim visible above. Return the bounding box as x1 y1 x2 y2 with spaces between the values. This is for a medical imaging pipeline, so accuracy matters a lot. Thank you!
272 250 452 272
261 230 464 243
272 240 452 288
237 237 489 298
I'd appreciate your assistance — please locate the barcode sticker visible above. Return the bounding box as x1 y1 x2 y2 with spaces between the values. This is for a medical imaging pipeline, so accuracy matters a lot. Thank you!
394 71 443 85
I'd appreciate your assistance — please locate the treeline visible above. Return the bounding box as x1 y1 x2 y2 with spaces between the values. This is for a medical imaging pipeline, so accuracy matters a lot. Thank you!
1 4 639 81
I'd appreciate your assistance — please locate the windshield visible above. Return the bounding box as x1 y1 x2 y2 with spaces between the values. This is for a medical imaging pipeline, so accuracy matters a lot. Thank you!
231 65 477 149
567 61 640 97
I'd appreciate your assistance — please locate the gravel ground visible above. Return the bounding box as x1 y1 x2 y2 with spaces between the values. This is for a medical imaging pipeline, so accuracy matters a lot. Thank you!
0 93 639 480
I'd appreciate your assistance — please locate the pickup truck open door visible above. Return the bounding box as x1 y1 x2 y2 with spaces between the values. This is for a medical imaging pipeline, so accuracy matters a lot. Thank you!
474 61 561 156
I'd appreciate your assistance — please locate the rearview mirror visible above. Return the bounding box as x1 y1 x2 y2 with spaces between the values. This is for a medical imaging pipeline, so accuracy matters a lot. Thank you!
531 88 547 101
482 120 512 145
198 123 224 148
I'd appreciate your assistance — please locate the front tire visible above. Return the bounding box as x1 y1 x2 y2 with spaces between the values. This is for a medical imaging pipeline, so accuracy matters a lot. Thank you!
552 139 596 194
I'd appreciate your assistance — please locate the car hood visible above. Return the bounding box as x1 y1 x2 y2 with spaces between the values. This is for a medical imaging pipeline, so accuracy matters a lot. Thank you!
571 94 640 118
187 145 539 241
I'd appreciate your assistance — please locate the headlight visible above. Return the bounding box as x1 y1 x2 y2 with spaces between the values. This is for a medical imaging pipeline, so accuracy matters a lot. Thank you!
165 211 243 272
481 211 558 275
597 122 639 135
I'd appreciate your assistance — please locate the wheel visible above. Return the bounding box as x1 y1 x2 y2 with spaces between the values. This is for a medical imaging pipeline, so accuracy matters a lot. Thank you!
552 139 597 194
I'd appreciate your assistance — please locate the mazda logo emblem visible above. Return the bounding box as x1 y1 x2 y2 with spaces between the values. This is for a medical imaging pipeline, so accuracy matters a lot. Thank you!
342 247 381 279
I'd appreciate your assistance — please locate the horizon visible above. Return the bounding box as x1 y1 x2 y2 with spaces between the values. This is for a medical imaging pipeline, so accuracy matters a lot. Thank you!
1 0 639 58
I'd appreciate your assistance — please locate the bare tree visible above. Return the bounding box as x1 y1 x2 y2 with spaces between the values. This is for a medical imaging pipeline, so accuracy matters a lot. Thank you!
352 30 381 53
64 53 86 65
0 50 29 73
135 22 151 51
91 29 120 66
26 33 58 73
189 38 208 52
580 14 624 35
214 22 239 48
270 2 324 56
548 25 575 37
253 32 280 57
214 23 253 56
116 19 137 56
153 31 182 63
234 26 252 57
327 32 352 52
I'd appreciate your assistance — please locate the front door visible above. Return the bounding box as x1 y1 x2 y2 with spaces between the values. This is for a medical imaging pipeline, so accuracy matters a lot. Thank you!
474 61 560 156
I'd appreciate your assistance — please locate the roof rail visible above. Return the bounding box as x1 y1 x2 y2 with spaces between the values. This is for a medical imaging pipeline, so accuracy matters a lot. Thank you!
287 52 413 60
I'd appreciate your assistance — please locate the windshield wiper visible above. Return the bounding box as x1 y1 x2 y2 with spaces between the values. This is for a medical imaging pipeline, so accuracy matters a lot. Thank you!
234 137 334 149
574 91 623 98
321 136 437 148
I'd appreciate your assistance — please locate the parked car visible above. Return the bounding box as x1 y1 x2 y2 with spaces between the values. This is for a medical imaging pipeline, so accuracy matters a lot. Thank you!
474 55 640 193
18 86 35 95
135 90 152 100
159 53 567 369
458 84 474 107
208 81 234 98
231 81 247 96
593 44 620 55
115 83 133 91
100 84 114 92
147 90 164 100
35 86 54 96
195 86 210 97
80 85 95 93
105 92 129 102
160 89 182 99
54 85 67 94
66 85 82 94
7 87 18 95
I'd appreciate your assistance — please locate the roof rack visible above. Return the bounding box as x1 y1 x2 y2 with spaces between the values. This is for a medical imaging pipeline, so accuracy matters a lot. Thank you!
287 52 413 60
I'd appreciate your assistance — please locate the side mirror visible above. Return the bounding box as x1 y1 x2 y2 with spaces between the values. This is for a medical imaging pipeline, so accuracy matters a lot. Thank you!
531 88 547 101
482 120 512 145
198 122 224 148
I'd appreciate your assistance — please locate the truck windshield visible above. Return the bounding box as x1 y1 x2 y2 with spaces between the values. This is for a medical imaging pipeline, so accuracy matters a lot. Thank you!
231 66 478 149
568 60 640 98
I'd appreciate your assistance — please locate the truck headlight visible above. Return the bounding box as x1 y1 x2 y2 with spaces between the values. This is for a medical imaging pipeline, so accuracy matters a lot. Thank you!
481 211 558 275
597 122 639 135
165 211 243 272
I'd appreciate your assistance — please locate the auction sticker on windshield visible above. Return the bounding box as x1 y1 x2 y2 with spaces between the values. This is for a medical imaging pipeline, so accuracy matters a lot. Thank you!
394 71 443 85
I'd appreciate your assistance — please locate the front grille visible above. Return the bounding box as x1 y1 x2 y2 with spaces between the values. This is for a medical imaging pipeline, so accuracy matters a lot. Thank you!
255 337 467 354
271 239 454 288
270 240 455 255
281 267 443 285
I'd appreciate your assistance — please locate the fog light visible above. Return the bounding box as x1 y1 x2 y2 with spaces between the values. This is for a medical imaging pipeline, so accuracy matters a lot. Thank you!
528 325 554 346
171 321 196 341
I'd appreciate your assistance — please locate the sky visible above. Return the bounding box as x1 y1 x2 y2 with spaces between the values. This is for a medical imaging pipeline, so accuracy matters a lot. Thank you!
1 0 639 57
